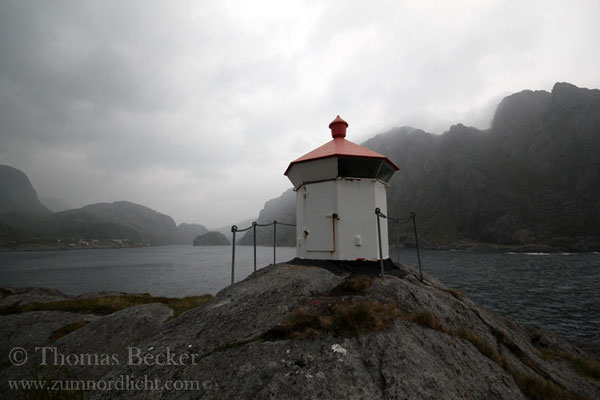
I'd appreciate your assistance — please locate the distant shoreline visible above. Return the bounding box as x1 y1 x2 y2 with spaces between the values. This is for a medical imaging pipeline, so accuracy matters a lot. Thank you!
0 242 150 252
2 241 598 254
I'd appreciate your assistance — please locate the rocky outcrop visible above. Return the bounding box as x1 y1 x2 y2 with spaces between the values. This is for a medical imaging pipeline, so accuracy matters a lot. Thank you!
0 311 100 365
193 231 230 246
2 261 597 399
0 286 70 307
0 304 172 398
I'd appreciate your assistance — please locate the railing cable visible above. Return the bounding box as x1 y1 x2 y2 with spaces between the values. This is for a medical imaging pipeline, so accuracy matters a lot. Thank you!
230 220 296 286
375 208 423 282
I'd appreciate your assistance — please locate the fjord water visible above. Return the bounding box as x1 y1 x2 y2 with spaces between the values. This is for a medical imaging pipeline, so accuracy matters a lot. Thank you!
0 245 297 297
0 246 598 346
395 249 600 347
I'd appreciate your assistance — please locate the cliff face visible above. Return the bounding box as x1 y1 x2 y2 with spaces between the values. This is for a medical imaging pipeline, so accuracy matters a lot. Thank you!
0 165 50 215
367 82 600 249
249 82 600 250
2 261 598 399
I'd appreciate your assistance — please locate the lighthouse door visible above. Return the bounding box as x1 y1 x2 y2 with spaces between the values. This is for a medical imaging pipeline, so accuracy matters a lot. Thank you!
305 181 335 252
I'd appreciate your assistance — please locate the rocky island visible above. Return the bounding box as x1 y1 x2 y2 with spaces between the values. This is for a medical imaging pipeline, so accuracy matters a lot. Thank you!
193 231 230 246
1 260 598 399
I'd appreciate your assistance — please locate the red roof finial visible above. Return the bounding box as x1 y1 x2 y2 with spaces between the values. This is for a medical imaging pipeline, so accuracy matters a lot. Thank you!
329 115 348 139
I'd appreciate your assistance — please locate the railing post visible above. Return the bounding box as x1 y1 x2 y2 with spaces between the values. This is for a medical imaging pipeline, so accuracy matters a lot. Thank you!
411 212 423 282
375 208 384 279
252 222 257 272
273 221 277 265
231 226 237 286
396 222 400 264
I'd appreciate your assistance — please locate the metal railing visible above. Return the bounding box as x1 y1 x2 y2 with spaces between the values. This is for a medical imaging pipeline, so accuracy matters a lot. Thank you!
229 211 423 286
375 208 423 282
230 220 296 285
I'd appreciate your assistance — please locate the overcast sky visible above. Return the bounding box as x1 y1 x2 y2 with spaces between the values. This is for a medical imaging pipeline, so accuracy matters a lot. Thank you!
1 0 599 228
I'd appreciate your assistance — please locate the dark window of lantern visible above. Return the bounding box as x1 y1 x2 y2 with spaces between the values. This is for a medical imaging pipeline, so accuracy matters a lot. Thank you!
337 157 381 179
337 157 395 183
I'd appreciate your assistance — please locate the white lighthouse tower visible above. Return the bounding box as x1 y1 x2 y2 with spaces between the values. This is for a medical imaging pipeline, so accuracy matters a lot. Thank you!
284 116 398 261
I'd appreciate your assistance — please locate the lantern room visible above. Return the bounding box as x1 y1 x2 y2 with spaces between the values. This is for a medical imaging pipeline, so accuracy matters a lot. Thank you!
284 116 398 261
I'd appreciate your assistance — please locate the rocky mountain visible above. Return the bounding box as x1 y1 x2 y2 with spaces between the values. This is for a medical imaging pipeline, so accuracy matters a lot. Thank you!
246 82 600 251
0 166 211 247
0 165 50 215
177 223 209 244
2 261 599 399
193 231 230 246
47 201 181 245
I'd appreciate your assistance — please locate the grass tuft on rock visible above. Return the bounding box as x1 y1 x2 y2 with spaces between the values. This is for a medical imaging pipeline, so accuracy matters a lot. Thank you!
510 370 586 400
0 294 213 317
262 299 591 399
442 288 464 301
572 357 600 381
454 327 498 361
539 347 600 381
327 275 374 296
332 301 400 337
406 311 450 333
49 321 91 342
263 301 401 340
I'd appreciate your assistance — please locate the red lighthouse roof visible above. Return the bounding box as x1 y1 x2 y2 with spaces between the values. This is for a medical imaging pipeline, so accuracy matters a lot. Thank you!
284 116 399 175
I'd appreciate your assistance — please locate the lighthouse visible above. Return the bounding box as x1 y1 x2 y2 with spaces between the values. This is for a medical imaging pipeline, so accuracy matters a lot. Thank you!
284 116 398 261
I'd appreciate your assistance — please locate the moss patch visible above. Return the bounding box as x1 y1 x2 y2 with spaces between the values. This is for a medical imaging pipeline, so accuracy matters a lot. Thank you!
263 301 402 340
327 275 374 296
405 311 450 333
49 321 91 342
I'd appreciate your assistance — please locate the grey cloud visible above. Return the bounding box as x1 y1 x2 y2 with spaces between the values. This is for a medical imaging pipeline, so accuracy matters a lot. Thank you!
1 0 599 227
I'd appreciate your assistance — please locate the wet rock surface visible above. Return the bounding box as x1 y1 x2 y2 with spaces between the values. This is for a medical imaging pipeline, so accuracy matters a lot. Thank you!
2 261 599 399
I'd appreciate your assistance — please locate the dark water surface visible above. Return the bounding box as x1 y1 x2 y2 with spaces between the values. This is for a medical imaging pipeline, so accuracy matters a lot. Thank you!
0 246 296 297
0 246 598 346
394 248 600 347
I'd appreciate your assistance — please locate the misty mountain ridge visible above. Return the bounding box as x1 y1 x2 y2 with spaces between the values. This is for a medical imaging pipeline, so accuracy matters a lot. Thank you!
0 165 50 215
246 82 600 251
0 168 210 247
2 82 598 251
53 201 181 245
